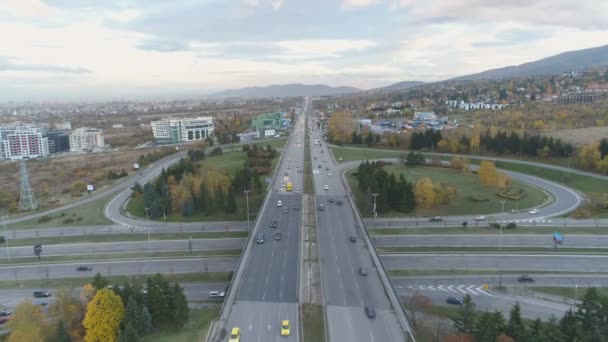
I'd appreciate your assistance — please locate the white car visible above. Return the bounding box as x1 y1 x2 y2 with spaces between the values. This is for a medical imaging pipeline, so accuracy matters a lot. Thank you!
277 200 283 207
528 209 540 215
324 185 329 191
328 172 332 176
474 216 486 221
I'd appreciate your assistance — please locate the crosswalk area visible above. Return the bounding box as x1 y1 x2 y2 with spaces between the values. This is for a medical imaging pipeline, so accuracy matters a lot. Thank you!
397 284 493 297
116 223 144 230
497 219 552 224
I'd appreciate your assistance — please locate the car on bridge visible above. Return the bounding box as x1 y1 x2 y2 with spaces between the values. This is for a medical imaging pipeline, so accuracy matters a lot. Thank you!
256 233 265 244
275 232 282 241
365 306 376 319
319 204 325 211
229 327 240 342
281 320 291 336
270 220 278 228
474 216 486 221
277 200 283 207
359 267 368 276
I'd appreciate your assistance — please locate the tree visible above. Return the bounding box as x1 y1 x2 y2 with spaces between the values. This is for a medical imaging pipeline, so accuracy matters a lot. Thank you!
83 289 125 342
406 151 426 166
478 161 498 187
415 177 436 208
7 301 48 342
146 274 171 326
453 295 476 335
559 309 579 342
600 138 608 160
408 294 432 328
575 287 604 341
141 306 153 334
123 297 144 336
506 302 528 341
118 323 139 342
226 188 237 213
169 283 189 328
474 311 506 342
365 131 374 147
49 289 85 341
92 273 109 290
81 283 97 305
327 111 355 143
56 320 72 342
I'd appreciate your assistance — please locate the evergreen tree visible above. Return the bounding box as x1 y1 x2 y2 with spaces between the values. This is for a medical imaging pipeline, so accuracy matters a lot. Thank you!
226 188 237 213
559 309 580 342
55 320 72 342
169 283 189 329
506 302 528 341
91 272 109 290
600 138 608 160
215 186 226 212
474 311 505 342
124 296 144 335
575 288 604 341
141 305 153 334
365 131 373 147
253 173 263 192
146 274 171 327
453 294 476 334
119 322 139 342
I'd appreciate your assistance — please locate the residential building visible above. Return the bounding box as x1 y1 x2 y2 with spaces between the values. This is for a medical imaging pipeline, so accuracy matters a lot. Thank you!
0 125 49 160
413 111 437 122
69 127 105 152
151 117 214 144
556 93 598 105
46 131 70 153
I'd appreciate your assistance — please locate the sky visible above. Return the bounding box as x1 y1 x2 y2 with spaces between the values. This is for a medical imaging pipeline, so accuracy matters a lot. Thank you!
1 0 607 102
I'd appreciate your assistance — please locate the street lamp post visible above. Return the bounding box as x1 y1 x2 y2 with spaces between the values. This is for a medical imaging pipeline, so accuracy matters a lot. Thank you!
244 190 251 234
371 193 379 229
144 207 151 256
499 200 506 251
2 216 9 261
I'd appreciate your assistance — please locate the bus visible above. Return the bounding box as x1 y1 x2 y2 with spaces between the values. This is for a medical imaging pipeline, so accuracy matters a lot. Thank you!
286 182 293 191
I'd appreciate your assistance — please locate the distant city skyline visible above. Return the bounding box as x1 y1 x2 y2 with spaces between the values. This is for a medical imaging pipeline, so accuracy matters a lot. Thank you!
1 0 607 101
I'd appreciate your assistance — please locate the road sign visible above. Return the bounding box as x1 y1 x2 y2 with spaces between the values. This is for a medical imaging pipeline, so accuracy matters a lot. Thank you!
483 284 489 290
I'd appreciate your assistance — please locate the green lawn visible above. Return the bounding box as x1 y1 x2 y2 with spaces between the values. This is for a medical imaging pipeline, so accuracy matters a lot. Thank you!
8 231 247 247
302 304 326 342
369 226 608 235
263 137 288 149
144 307 221 342
0 272 232 289
332 146 404 163
527 286 608 301
8 194 114 229
348 166 547 218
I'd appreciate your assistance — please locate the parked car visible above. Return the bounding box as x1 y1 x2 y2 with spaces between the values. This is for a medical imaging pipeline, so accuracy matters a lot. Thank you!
33 291 51 298
0 311 10 317
364 306 376 319
429 216 443 222
446 297 463 305
517 275 535 283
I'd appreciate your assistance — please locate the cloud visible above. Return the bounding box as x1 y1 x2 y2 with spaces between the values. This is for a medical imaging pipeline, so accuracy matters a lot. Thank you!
105 8 141 23
0 56 91 74
271 0 284 10
471 29 552 48
137 38 191 52
0 0 57 19
342 0 382 9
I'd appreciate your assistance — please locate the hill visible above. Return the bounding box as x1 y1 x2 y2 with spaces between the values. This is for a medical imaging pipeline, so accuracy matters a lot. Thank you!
380 80 425 91
452 44 608 81
208 83 361 99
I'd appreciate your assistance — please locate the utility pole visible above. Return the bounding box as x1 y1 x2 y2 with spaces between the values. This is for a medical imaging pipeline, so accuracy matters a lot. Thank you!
144 207 151 256
499 200 506 251
2 216 9 261
372 193 379 229
244 190 251 234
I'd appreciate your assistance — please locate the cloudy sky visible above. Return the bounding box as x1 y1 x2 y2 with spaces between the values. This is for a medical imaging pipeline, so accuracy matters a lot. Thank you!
1 0 607 101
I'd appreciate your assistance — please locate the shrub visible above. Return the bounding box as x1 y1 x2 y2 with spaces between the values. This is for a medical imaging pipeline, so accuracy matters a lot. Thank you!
470 193 489 202
62 218 75 224
37 215 53 223
506 222 517 229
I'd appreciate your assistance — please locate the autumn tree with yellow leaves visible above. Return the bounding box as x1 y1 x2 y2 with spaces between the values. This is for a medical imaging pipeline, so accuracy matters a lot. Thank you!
478 161 498 187
49 289 86 341
327 111 355 143
83 289 125 342
7 301 49 342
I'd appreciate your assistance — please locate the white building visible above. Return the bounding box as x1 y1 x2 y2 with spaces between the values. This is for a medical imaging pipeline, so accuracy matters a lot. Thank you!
0 125 49 160
151 117 214 144
69 127 105 152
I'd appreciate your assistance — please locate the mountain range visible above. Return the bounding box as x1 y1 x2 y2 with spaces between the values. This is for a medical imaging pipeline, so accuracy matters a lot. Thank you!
208 83 361 99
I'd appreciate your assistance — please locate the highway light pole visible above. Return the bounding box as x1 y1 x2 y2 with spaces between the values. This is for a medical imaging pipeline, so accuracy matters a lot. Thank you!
244 190 251 234
2 216 9 261
372 193 379 229
144 207 151 256
499 200 506 251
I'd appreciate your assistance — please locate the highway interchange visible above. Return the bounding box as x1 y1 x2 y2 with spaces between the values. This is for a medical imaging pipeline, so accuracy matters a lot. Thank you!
2 97 608 341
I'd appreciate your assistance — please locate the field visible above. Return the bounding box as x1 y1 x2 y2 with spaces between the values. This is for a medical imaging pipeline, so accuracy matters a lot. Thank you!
545 126 608 146
145 307 221 342
0 146 175 214
347 165 547 218
127 150 276 222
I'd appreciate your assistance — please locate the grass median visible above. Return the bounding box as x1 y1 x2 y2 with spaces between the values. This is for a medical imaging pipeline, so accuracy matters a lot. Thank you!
388 269 608 277
7 231 247 247
378 246 608 254
0 272 232 289
302 304 326 342
369 226 608 235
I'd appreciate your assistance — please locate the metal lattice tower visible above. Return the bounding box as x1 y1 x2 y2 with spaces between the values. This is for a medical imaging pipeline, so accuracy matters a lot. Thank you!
19 161 37 211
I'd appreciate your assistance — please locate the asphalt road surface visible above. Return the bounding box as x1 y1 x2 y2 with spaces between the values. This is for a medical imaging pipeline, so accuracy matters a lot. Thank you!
311 122 408 341
222 100 307 342
0 257 237 281
374 234 608 248
382 253 608 272
4 238 245 258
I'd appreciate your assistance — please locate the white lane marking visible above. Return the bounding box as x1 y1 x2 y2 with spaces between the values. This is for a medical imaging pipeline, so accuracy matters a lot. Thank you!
447 285 458 293
477 286 493 297
347 318 352 329
457 285 467 294
249 312 254 331
428 285 436 291
438 285 448 292
466 285 478 295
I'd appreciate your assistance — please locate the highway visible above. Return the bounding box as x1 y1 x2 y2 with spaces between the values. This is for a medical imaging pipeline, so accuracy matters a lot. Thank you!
0 257 237 281
219 100 307 342
311 120 412 340
373 234 608 248
382 253 608 272
3 238 245 258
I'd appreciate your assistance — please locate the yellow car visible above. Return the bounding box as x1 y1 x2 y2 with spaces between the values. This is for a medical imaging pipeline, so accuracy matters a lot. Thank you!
229 327 240 342
281 320 291 336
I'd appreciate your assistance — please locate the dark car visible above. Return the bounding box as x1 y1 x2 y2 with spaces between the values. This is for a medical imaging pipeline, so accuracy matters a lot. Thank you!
33 291 51 298
270 220 278 229
293 204 299 210
0 317 7 325
337 200 343 206
328 198 335 203
429 216 443 222
358 267 368 276
446 297 463 305
365 306 376 319
318 164 322 168
517 275 535 283
275 232 282 241
349 236 357 243
0 311 10 317
76 265 93 271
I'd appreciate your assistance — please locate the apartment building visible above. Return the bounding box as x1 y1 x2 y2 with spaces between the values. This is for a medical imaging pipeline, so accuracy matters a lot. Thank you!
151 117 214 144
69 127 105 152
0 125 49 160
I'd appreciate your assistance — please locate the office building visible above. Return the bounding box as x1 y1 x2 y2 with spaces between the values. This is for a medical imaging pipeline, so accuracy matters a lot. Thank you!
46 131 70 153
69 127 105 152
151 117 214 144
